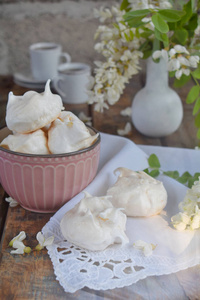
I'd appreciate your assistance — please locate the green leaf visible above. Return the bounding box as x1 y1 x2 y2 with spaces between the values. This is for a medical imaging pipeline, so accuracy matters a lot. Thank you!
184 13 198 32
158 9 185 22
192 68 200 80
193 97 200 116
123 9 150 18
125 16 145 28
154 28 169 45
173 28 188 45
149 169 160 178
139 40 151 52
148 154 161 169
124 32 130 42
163 170 180 179
142 50 153 59
188 172 200 188
120 0 130 11
197 128 200 139
186 85 200 104
180 0 193 25
177 171 192 184
152 13 169 33
129 29 134 40
143 168 150 175
195 112 200 128
173 74 191 88
194 172 200 180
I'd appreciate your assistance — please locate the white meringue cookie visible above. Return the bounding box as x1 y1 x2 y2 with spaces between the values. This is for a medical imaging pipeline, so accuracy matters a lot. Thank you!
48 111 99 154
107 168 167 217
0 129 50 154
6 80 63 133
60 191 129 251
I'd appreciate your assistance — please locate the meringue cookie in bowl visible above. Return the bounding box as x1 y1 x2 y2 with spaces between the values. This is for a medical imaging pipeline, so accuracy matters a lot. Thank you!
48 111 99 154
6 80 63 134
0 80 101 212
60 192 129 251
0 126 100 213
0 129 50 155
107 168 167 217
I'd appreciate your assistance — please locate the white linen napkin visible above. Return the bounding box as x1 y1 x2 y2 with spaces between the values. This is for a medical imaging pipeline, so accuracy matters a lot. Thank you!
42 133 200 293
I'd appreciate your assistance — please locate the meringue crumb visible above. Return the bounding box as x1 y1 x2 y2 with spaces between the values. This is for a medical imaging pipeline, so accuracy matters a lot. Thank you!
58 117 64 122
67 121 73 128
99 216 109 221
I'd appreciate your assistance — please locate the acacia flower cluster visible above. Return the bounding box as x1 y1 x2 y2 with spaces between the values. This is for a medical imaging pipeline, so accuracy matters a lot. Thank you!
153 45 200 80
87 5 143 112
171 177 200 231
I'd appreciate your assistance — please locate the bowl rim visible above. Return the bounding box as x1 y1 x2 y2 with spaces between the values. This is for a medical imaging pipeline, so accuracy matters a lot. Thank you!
0 125 101 158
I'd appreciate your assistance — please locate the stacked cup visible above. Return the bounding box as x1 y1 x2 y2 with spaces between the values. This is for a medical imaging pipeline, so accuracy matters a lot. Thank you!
29 42 91 104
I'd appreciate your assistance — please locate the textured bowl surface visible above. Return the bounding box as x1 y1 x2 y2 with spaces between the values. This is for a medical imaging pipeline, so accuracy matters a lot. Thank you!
0 126 100 213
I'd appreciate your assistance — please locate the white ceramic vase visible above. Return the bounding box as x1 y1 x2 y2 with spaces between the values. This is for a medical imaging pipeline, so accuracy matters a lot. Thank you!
131 57 183 137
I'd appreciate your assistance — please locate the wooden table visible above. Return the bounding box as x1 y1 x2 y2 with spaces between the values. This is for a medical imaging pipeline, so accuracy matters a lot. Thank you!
0 75 199 299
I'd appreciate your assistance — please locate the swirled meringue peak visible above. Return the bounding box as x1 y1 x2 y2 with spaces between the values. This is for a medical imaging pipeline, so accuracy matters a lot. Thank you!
6 80 63 133
48 111 99 154
60 191 129 251
107 168 167 217
0 129 50 154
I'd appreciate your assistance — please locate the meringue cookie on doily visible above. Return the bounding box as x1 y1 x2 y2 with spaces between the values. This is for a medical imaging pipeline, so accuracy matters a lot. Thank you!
48 111 99 154
6 80 63 133
60 191 129 251
107 168 167 217
0 129 50 154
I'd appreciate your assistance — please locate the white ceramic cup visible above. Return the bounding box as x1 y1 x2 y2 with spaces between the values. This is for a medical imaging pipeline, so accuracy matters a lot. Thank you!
53 62 91 104
29 42 71 81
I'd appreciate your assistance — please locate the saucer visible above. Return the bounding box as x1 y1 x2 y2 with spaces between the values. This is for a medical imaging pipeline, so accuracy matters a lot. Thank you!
14 70 46 89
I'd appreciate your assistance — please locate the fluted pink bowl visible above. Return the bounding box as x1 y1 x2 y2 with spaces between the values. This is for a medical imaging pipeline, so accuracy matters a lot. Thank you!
0 126 101 213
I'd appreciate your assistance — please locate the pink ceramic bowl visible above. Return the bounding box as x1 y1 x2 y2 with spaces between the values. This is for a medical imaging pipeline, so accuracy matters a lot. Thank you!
0 126 101 213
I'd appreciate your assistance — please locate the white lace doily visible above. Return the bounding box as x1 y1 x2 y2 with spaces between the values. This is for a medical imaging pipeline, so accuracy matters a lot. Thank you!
42 133 200 293
43 208 200 293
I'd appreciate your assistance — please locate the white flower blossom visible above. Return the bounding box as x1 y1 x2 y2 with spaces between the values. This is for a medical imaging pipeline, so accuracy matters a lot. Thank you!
133 240 156 256
174 45 189 55
189 56 200 68
153 45 200 80
168 58 181 72
9 231 31 254
120 107 132 117
9 231 26 247
152 49 168 62
93 7 112 23
117 122 132 136
35 232 54 251
171 177 200 231
10 241 31 254
177 56 190 67
5 196 19 207
171 212 190 231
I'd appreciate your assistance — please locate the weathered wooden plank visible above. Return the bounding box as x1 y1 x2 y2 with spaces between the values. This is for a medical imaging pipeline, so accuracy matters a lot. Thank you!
0 186 8 244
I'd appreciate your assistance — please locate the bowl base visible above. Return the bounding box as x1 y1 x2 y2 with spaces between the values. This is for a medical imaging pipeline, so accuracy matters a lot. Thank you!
21 205 57 214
